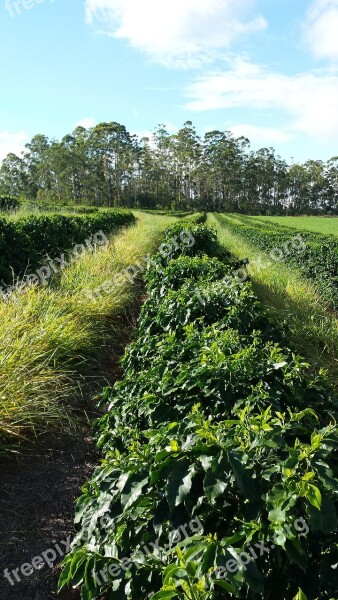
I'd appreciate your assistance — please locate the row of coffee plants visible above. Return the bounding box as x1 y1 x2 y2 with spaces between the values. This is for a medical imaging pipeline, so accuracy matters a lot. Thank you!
143 210 194 218
59 222 338 599
0 209 135 284
215 214 338 309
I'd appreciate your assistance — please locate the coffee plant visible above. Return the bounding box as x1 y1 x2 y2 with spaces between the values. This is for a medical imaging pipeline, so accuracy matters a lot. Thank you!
59 223 338 600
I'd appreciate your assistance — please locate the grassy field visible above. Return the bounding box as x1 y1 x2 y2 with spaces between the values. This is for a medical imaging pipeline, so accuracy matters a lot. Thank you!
209 213 338 389
251 214 338 235
0 211 176 454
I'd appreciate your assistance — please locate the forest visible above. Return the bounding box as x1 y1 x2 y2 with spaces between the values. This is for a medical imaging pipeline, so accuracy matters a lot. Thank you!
1 121 338 215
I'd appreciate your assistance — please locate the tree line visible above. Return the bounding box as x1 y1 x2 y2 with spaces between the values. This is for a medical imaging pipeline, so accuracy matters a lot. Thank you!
1 120 338 214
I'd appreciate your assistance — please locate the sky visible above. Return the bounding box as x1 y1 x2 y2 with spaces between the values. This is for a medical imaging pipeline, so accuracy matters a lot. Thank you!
1 0 338 163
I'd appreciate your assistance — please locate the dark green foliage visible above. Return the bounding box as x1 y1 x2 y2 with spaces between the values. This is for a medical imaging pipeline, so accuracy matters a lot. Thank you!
0 194 20 212
59 223 338 600
19 201 100 214
216 214 338 308
2 121 338 214
143 210 194 218
0 210 135 285
67 206 100 214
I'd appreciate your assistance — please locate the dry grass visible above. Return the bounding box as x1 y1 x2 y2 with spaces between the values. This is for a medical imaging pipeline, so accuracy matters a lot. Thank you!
0 213 176 453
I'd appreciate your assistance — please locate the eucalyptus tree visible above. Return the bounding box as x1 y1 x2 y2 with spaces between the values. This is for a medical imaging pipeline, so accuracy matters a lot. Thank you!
202 131 249 212
171 121 202 210
87 122 138 206
152 124 176 207
1 119 338 214
325 157 338 212
0 152 31 197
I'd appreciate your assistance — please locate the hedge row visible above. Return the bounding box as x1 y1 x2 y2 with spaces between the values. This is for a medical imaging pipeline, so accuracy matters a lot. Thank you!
143 210 194 218
60 223 338 599
0 210 135 285
216 214 338 308
20 203 100 214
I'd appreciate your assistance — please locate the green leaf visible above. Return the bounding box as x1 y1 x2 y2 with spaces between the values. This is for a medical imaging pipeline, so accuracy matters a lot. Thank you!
273 526 287 546
228 452 256 499
200 542 217 575
152 588 179 599
165 461 195 511
307 495 337 533
57 560 72 592
285 539 307 572
121 474 148 511
243 561 264 594
84 556 98 597
214 580 235 593
293 589 307 600
268 505 287 525
305 484 322 510
203 470 227 504
68 552 88 587
163 564 188 585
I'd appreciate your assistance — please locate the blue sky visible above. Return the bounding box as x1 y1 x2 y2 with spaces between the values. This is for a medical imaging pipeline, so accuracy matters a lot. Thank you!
1 0 338 163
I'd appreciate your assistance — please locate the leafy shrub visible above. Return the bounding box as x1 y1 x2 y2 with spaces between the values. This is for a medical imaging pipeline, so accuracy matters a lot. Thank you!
0 194 20 212
59 223 338 600
0 210 135 285
159 222 224 264
68 206 100 214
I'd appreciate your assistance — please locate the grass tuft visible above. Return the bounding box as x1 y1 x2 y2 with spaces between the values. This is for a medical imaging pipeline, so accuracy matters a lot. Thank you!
0 213 176 454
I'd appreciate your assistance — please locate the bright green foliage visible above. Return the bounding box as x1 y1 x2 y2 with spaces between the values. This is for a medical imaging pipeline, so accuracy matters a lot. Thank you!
251 216 338 237
0 209 135 284
59 223 338 599
216 214 338 308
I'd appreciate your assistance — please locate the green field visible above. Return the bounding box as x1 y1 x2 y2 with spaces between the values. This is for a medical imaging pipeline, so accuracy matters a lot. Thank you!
251 215 338 235
1 211 337 600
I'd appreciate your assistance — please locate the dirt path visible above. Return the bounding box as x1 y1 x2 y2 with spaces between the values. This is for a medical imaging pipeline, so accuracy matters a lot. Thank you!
0 304 142 600
0 429 96 600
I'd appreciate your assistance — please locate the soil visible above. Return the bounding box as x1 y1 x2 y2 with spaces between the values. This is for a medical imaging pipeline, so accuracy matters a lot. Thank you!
0 301 143 600
0 431 96 600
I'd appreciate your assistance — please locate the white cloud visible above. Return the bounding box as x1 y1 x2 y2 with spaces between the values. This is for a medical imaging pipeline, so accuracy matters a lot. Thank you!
184 59 338 141
0 131 28 163
85 0 267 66
75 117 97 129
230 124 293 145
306 0 338 61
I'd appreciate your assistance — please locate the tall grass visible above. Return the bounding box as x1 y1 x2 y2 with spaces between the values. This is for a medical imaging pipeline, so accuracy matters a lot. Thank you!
209 213 338 389
0 213 176 454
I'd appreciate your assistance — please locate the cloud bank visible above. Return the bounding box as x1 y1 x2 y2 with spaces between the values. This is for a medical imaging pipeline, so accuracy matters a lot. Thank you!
85 0 267 66
185 59 338 141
